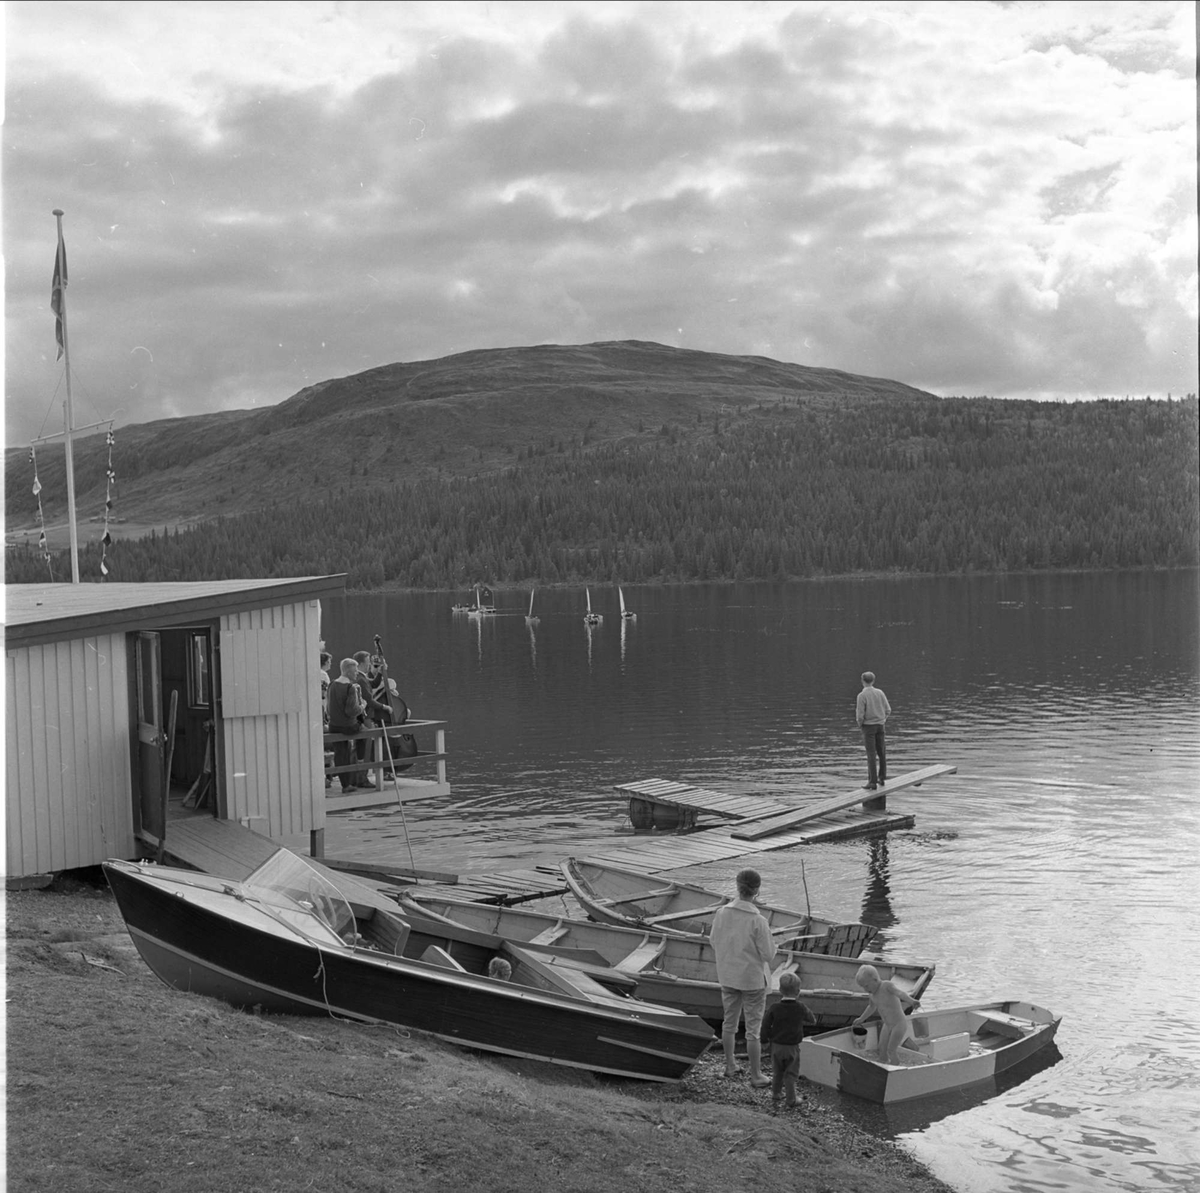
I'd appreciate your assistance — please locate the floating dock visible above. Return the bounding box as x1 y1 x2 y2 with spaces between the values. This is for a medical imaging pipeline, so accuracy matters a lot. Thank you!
423 763 957 904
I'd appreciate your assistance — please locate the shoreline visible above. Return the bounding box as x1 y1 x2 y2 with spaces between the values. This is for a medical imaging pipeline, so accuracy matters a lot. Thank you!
6 875 956 1193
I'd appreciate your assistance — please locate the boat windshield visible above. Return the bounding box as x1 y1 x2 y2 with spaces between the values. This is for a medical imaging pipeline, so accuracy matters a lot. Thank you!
243 849 356 946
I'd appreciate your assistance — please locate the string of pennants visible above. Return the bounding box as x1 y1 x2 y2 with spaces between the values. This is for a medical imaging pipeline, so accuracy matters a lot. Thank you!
27 430 117 581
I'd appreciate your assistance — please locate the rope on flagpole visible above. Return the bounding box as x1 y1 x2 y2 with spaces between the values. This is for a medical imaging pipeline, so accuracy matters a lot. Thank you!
100 428 116 578
29 446 55 582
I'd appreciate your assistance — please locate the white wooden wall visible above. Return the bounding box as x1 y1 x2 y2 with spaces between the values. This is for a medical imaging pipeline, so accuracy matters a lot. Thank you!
218 598 325 837
5 633 135 877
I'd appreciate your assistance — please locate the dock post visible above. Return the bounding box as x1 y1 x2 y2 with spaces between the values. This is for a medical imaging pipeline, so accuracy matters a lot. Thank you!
436 729 446 787
310 828 325 859
863 790 887 812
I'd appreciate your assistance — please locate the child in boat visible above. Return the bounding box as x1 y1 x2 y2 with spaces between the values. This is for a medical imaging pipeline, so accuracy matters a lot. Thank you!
759 971 816 1110
851 964 920 1064
487 958 513 981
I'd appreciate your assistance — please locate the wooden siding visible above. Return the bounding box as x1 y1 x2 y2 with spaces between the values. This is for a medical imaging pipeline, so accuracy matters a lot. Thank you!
218 600 324 838
5 633 135 876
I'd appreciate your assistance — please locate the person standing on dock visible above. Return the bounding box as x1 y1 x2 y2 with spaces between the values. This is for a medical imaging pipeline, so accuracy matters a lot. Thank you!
327 659 367 793
710 868 775 1089
856 671 891 791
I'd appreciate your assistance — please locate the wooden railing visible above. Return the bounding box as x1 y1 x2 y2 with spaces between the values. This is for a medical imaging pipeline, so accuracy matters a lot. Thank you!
323 720 447 789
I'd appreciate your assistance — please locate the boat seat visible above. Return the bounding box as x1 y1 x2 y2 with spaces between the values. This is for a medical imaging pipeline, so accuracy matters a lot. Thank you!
973 1011 1031 1040
614 937 668 973
908 1031 972 1061
601 885 679 908
527 922 569 946
420 945 466 972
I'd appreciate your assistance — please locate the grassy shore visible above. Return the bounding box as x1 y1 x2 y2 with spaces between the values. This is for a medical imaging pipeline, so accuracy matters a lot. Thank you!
5 873 955 1193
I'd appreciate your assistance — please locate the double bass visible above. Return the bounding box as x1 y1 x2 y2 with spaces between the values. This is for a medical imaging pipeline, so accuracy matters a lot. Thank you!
371 634 419 771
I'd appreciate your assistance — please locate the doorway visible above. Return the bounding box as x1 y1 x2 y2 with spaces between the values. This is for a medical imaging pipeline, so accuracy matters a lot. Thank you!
131 627 219 837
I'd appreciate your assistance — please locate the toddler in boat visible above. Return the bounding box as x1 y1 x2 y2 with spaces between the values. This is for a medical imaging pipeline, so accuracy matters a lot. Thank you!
851 964 920 1064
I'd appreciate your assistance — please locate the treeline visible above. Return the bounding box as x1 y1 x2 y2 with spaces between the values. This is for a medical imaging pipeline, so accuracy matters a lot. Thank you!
8 395 1197 588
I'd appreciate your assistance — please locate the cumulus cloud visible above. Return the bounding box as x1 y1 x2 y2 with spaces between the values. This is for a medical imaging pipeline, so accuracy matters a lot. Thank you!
4 0 1196 446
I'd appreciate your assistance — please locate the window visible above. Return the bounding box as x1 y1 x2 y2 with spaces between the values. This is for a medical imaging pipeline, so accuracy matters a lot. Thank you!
187 632 211 708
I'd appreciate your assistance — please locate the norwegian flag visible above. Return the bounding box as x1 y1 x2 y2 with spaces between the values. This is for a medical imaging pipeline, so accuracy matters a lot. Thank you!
51 224 68 359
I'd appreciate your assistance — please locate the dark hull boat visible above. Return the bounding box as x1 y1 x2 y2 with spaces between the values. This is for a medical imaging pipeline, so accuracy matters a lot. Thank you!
397 891 936 1029
104 853 714 1082
562 856 878 956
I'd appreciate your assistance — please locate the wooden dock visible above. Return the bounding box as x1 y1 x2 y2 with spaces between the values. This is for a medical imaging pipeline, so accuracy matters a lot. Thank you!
418 764 957 905
150 765 956 911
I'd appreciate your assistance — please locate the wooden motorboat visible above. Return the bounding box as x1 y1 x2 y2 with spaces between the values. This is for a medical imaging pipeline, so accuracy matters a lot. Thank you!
798 1000 1061 1103
396 890 934 1029
562 856 877 957
103 851 714 1083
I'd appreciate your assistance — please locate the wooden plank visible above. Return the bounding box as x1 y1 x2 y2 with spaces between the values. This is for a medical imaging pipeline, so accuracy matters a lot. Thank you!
730 765 956 840
319 856 459 885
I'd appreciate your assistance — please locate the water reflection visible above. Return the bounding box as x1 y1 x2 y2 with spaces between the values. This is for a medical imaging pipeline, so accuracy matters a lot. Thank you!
862 838 898 931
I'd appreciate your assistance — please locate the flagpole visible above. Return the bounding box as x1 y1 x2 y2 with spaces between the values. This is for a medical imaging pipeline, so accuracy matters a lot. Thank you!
53 208 81 583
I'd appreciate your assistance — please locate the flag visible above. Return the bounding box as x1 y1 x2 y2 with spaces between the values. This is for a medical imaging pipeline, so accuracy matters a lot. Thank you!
51 227 68 359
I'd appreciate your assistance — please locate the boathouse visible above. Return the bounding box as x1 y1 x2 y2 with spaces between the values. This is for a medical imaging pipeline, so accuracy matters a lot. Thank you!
5 577 348 883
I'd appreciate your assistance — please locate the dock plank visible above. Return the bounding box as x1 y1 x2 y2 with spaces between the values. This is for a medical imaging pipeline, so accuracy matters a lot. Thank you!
730 765 957 840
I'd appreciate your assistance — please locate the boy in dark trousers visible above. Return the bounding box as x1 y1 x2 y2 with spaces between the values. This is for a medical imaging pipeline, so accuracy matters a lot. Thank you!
759 972 816 1110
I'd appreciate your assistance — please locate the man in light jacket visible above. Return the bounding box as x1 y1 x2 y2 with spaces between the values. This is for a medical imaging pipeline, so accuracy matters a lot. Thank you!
855 670 892 791
710 868 775 1088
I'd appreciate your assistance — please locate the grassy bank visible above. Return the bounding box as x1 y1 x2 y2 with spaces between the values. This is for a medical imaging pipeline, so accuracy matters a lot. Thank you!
5 874 954 1193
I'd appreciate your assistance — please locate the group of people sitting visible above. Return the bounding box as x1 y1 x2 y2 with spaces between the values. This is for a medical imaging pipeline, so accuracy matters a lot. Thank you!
321 649 403 792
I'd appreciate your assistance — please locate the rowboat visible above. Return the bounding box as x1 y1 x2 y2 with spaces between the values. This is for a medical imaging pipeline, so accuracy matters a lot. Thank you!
562 857 877 956
104 851 714 1082
396 890 934 1028
798 1000 1061 1103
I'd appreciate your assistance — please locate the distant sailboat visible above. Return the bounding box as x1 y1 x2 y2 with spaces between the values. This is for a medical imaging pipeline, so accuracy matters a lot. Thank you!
584 588 602 625
467 584 496 618
525 589 540 626
619 586 636 621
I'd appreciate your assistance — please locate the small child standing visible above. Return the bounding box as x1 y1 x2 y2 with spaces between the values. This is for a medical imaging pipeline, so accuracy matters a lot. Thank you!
851 963 920 1064
759 971 816 1110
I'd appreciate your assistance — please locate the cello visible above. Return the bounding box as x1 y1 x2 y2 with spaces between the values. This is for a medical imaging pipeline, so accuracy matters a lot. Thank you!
371 633 419 772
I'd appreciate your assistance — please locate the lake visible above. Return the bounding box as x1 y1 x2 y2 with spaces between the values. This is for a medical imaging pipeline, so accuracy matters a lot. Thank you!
310 571 1200 1193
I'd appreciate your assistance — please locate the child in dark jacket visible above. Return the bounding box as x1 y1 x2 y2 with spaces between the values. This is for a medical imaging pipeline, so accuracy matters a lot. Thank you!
759 971 816 1110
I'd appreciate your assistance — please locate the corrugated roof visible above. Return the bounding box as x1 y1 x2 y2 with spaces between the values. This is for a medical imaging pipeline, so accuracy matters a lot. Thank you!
4 576 347 647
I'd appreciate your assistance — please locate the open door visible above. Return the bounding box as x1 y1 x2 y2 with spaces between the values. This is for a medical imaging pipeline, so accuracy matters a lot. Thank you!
134 631 167 838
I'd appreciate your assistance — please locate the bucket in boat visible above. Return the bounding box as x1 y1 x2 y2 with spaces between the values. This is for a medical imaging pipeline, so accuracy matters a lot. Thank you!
851 1025 869 1050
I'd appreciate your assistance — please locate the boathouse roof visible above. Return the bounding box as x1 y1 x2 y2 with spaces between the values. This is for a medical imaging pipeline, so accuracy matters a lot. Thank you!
5 576 346 649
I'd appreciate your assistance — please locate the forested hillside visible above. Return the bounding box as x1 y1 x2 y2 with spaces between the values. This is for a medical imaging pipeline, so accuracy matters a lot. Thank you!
9 393 1196 588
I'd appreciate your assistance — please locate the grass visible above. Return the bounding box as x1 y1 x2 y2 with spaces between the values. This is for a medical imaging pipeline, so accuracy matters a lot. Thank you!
5 875 954 1193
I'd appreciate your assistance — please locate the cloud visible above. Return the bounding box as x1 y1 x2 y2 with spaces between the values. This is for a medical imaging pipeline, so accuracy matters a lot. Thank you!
5 1 1196 447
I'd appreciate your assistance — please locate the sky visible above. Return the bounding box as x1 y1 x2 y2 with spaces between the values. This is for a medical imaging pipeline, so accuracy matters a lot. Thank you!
4 0 1197 447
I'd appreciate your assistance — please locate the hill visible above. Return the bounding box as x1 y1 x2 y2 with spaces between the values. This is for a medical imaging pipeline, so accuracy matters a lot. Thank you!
5 341 1197 587
5 340 933 536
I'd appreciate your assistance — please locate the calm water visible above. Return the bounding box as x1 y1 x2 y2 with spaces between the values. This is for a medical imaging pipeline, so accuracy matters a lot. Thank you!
309 573 1200 1193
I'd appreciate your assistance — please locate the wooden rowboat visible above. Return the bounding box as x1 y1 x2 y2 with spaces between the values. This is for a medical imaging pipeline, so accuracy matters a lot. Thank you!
798 1000 1061 1103
562 856 877 956
104 851 714 1083
396 889 935 1028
